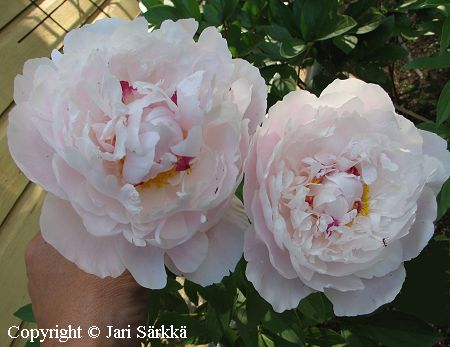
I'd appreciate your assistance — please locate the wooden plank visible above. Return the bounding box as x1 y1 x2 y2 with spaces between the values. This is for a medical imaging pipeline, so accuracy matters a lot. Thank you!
0 183 45 344
90 0 139 21
0 0 66 115
0 0 111 116
0 107 29 226
0 0 31 31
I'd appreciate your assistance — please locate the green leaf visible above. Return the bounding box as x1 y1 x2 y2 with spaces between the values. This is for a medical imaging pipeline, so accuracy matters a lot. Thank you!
316 15 358 41
258 333 275 347
346 0 376 19
305 327 346 347
203 0 223 26
370 44 408 65
280 39 307 58
268 0 294 30
140 0 162 10
437 79 450 124
398 0 450 10
356 10 385 34
341 328 380 347
354 311 442 347
260 24 292 41
271 75 297 99
405 52 450 69
332 35 358 54
259 41 284 61
437 179 450 219
262 310 304 345
441 15 450 52
393 238 450 325
354 15 395 57
142 4 180 27
172 0 200 20
354 64 388 84
14 304 36 323
299 0 337 41
25 341 40 347
298 292 334 324
222 0 240 21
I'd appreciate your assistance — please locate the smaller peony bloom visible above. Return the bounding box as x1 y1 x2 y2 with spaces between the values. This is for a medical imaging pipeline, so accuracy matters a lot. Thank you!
8 17 266 289
243 78 450 316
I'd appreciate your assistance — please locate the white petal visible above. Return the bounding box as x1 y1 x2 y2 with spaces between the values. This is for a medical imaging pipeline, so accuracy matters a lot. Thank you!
117 237 167 289
324 265 406 316
167 232 208 273
245 230 314 313
7 104 63 197
419 129 450 194
321 78 395 113
40 194 125 278
401 186 436 261
184 198 247 286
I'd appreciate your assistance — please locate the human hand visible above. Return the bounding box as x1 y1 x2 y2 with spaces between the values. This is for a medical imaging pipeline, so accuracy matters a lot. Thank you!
25 233 149 346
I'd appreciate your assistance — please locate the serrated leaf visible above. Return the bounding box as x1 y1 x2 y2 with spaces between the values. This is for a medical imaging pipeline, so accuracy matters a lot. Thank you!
332 35 358 54
405 52 450 69
14 304 36 323
437 79 450 124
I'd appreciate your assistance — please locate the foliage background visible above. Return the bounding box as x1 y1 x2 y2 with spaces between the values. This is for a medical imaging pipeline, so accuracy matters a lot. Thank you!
17 0 450 346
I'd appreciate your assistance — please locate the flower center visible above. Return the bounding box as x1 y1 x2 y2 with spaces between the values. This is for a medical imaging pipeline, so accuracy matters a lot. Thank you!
303 165 370 235
100 81 196 189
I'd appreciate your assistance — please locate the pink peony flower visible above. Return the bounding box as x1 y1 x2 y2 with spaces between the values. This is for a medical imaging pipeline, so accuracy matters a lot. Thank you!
8 17 266 288
243 78 450 316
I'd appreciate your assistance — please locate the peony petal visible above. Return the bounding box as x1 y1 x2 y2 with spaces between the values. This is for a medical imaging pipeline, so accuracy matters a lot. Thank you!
401 186 436 261
8 104 63 197
117 237 167 289
41 193 125 278
167 232 208 273
321 78 394 113
324 265 406 316
231 59 267 133
245 230 314 312
419 129 450 194
184 198 247 286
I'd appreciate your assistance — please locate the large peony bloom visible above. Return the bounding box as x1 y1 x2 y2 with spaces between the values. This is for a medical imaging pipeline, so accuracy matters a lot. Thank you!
243 78 450 316
8 17 266 288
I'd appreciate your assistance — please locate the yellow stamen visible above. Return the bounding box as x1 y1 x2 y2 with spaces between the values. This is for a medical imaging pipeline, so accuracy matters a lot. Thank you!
311 177 322 184
360 184 370 216
136 166 178 189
